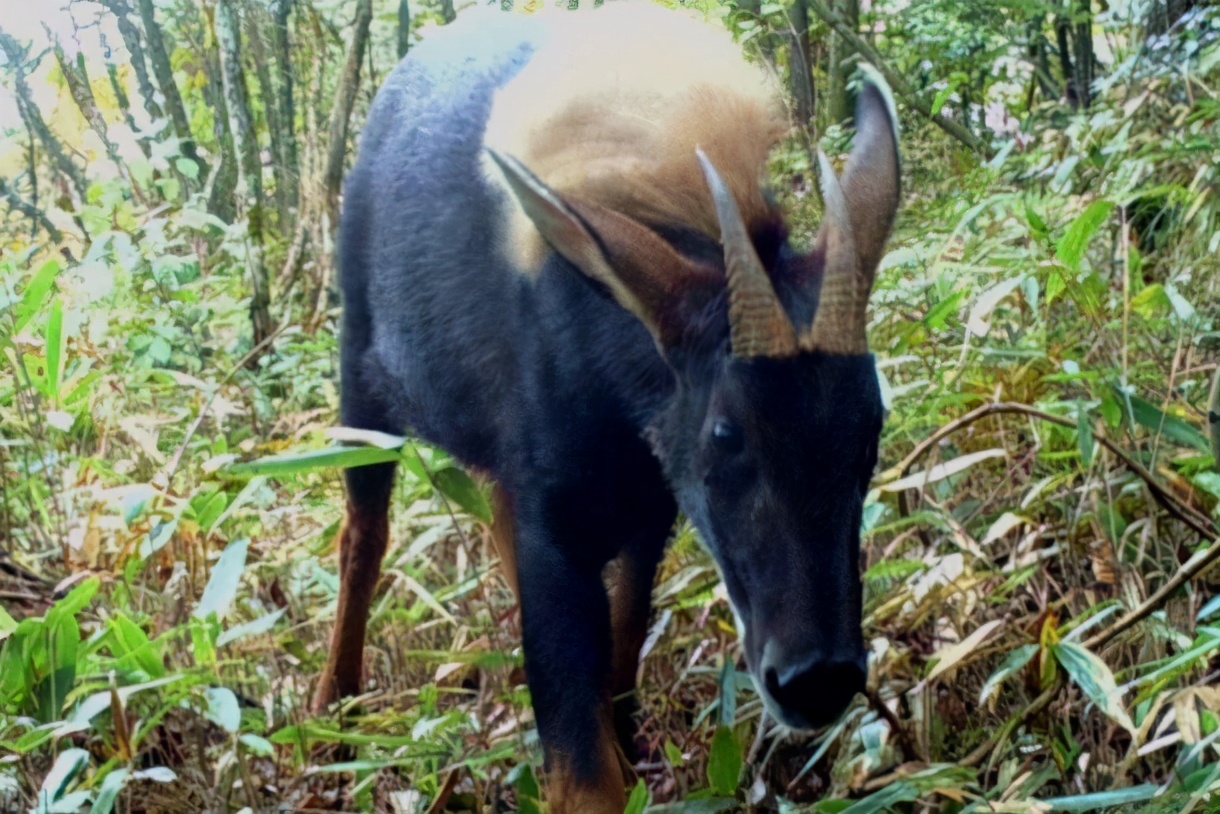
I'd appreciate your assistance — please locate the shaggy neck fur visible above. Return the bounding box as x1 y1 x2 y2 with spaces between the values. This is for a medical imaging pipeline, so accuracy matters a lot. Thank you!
482 2 789 272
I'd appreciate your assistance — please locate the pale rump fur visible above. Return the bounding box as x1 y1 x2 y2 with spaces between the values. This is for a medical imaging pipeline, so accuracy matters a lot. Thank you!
483 2 788 271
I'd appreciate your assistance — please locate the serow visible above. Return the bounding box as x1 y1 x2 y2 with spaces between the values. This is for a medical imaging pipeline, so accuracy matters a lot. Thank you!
313 6 900 811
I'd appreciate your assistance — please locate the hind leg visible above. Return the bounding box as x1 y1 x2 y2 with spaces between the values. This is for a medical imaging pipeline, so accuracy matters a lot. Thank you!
313 460 397 712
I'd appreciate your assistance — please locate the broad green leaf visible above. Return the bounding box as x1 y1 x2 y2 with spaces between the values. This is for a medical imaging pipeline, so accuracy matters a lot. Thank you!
36 747 90 808
1117 387 1210 452
227 444 402 477
14 259 60 333
193 538 249 620
204 686 241 733
1192 471 1220 499
706 725 741 796
1052 642 1135 732
107 613 164 679
979 644 1038 706
0 605 16 636
624 780 650 814
1056 200 1114 271
514 763 542 814
90 768 131 814
431 465 492 523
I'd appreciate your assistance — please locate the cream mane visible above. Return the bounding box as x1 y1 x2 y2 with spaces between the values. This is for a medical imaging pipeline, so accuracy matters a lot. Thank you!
483 2 789 271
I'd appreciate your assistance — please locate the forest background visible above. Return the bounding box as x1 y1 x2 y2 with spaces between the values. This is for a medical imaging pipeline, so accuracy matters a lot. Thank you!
2 0 1220 812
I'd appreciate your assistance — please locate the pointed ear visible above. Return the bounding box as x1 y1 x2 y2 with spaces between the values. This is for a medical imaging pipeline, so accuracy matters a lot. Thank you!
488 149 719 348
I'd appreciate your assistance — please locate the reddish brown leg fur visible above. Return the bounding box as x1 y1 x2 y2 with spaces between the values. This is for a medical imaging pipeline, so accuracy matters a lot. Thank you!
548 705 632 814
488 483 518 596
312 465 395 713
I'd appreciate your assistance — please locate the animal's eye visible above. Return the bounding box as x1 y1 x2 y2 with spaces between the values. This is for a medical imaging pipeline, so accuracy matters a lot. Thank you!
711 418 743 454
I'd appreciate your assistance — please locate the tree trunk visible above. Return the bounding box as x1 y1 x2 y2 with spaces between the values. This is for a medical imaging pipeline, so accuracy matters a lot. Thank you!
214 0 273 349
0 30 89 200
439 0 456 24
787 0 814 126
246 6 291 227
827 0 859 125
134 0 207 181
397 0 411 59
1074 0 1094 109
44 30 133 189
98 0 163 123
1 177 62 242
323 0 374 222
272 0 299 212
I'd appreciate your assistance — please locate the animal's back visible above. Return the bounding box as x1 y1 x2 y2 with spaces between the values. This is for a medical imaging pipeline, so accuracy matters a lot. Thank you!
338 12 545 465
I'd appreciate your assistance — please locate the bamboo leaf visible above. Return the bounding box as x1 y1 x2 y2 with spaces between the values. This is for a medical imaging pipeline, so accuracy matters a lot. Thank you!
1052 642 1135 732
706 725 742 796
1056 200 1114 271
227 444 402 477
193 538 248 620
879 449 1006 492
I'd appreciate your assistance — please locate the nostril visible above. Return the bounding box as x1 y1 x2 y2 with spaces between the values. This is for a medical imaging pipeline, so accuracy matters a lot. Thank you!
769 657 867 728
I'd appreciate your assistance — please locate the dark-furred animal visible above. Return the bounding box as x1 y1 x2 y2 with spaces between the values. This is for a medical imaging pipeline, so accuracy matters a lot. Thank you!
314 5 900 810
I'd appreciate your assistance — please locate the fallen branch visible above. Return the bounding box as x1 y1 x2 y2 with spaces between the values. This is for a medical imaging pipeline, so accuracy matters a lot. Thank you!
804 0 991 156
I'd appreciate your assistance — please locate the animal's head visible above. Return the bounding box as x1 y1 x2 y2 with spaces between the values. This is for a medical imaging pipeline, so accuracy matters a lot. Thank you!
491 75 899 730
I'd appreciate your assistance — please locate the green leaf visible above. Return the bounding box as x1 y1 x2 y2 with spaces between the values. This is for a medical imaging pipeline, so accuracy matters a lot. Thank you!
706 725 741 796
979 644 1038 706
839 781 920 814
717 656 736 726
90 768 131 814
1043 784 1158 812
1117 387 1210 452
175 156 200 180
431 466 492 523
14 259 60 333
664 739 685 767
107 613 164 679
37 747 90 806
240 733 275 756
513 763 542 814
193 538 248 620
624 780 650 814
1056 200 1114 271
1131 283 1171 318
204 686 241 733
930 85 954 117
0 605 16 636
227 444 402 477
1051 642 1135 732
45 298 64 404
